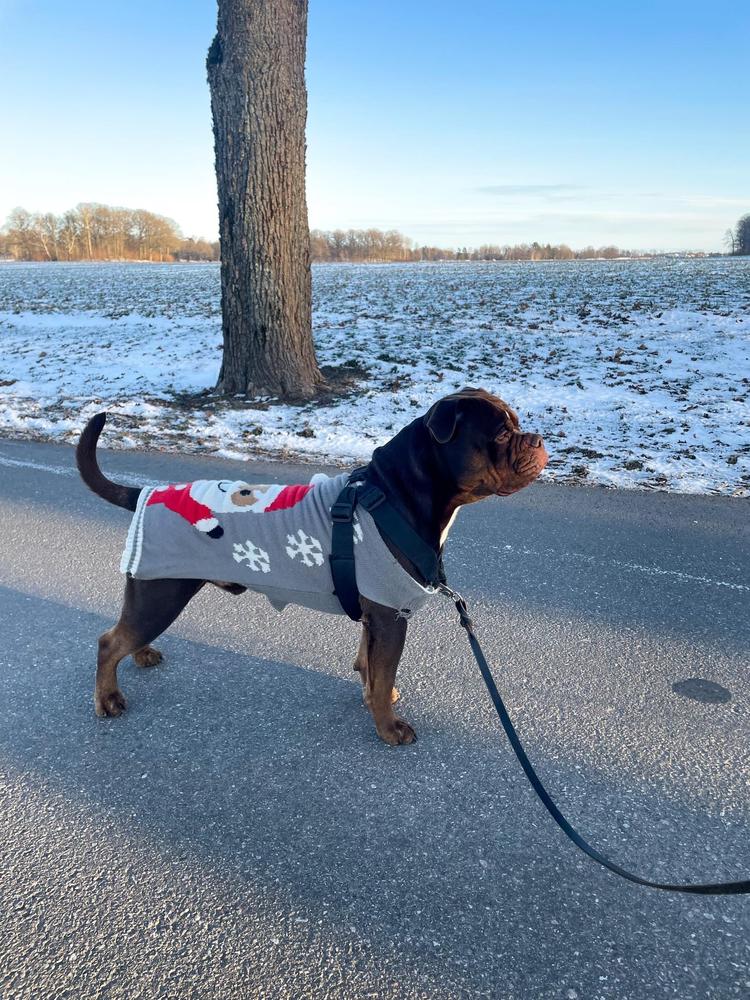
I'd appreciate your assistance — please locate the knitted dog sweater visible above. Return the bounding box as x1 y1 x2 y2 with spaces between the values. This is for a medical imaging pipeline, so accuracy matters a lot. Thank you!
120 472 435 617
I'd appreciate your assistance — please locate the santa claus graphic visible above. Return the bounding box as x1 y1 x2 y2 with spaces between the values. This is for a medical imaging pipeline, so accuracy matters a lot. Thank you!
146 479 316 539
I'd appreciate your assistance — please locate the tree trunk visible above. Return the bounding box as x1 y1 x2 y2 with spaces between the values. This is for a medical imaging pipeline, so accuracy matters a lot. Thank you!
207 0 323 401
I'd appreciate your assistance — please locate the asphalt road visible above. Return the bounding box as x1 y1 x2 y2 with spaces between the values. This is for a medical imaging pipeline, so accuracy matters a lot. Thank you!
0 437 748 1000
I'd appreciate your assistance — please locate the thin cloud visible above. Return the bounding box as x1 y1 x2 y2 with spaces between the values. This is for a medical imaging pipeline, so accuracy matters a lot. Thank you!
406 209 731 231
476 184 584 196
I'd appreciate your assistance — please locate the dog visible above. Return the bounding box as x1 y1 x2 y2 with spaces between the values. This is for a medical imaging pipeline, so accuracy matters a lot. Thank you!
76 387 548 745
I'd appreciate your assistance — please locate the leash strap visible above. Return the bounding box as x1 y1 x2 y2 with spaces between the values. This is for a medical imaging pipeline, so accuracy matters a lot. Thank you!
330 475 748 894
442 585 750 896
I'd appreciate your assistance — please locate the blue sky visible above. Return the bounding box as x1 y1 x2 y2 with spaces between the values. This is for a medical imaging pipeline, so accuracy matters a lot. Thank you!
1 0 747 251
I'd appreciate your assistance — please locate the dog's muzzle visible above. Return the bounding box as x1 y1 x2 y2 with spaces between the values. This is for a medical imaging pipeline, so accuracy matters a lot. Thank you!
512 434 548 477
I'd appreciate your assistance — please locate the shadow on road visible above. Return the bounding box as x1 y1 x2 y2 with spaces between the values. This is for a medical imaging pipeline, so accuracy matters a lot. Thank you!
1 582 748 997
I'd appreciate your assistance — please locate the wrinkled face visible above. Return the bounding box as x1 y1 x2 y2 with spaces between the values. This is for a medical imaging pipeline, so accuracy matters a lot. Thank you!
423 387 549 502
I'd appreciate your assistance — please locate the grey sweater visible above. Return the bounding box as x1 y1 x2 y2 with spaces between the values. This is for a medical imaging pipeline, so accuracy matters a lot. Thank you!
120 472 435 617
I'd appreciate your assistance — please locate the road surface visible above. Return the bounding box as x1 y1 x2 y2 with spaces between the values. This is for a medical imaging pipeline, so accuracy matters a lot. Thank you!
0 437 748 999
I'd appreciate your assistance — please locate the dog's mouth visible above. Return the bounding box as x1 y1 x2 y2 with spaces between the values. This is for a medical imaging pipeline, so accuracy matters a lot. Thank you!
511 433 548 480
490 435 548 496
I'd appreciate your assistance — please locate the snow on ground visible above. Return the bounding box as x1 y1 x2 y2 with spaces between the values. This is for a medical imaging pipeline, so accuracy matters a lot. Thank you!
0 259 748 495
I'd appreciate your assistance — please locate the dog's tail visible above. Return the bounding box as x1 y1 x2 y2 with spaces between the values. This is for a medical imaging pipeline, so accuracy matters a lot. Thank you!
76 413 141 512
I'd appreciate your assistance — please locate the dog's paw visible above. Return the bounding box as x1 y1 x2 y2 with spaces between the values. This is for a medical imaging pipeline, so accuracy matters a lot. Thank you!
377 716 416 746
133 646 163 668
391 686 400 704
95 688 128 717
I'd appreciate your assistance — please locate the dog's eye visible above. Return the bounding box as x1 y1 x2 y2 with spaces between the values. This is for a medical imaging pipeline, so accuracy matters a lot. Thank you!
495 429 511 444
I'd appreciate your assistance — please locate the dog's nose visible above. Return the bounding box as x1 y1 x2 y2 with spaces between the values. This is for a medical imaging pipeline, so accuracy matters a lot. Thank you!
524 434 543 449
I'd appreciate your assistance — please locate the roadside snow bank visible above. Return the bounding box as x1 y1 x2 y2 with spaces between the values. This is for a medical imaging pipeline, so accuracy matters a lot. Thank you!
0 259 748 495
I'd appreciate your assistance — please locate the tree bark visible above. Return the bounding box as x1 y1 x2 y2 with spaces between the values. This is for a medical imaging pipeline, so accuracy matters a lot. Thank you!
207 0 323 400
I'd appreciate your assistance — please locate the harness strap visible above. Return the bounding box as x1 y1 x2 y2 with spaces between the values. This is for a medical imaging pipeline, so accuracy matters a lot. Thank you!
357 483 441 586
443 585 750 895
330 473 443 622
329 482 363 621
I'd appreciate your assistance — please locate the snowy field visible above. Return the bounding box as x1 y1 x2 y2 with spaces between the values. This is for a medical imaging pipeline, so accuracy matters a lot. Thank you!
0 258 748 495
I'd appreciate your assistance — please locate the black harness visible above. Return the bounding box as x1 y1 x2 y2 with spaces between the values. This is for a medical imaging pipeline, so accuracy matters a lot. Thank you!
329 467 444 621
329 472 750 896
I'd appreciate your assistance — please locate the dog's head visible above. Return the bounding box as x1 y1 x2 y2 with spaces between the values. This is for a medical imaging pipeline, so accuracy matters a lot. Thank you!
423 387 548 501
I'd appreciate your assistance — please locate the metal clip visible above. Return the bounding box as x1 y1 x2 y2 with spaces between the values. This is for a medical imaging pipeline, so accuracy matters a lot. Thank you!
437 582 474 630
437 582 463 603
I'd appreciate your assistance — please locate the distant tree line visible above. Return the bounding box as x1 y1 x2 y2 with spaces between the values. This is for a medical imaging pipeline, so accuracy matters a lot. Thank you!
0 204 219 262
310 228 634 262
2 205 673 264
725 214 750 256
310 228 415 262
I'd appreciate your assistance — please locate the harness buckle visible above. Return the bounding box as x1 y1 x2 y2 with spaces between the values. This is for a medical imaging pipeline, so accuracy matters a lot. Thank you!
330 501 354 523
348 465 369 484
358 485 386 511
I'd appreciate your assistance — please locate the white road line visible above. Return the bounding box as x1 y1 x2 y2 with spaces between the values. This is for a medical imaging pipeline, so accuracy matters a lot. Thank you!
494 543 750 593
3 449 747 595
0 453 78 477
606 558 750 592
0 451 162 489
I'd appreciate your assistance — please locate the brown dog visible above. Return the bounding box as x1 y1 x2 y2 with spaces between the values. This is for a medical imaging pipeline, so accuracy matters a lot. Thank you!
76 388 548 745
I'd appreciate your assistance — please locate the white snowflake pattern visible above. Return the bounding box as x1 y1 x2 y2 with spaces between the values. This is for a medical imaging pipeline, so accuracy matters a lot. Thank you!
232 539 270 573
285 529 324 567
352 512 363 545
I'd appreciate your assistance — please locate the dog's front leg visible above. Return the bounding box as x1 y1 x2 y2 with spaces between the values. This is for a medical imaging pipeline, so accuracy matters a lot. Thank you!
358 598 414 746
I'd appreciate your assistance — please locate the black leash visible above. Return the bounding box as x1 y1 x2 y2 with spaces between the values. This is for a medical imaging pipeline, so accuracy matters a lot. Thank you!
330 474 750 895
440 582 750 896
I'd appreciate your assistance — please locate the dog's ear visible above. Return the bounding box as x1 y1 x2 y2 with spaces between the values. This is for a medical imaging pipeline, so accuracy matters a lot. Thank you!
424 397 462 443
425 389 511 444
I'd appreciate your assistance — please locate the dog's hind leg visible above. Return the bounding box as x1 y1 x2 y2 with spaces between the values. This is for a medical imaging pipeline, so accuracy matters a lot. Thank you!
358 598 412 745
133 580 246 668
133 646 163 668
95 576 204 717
